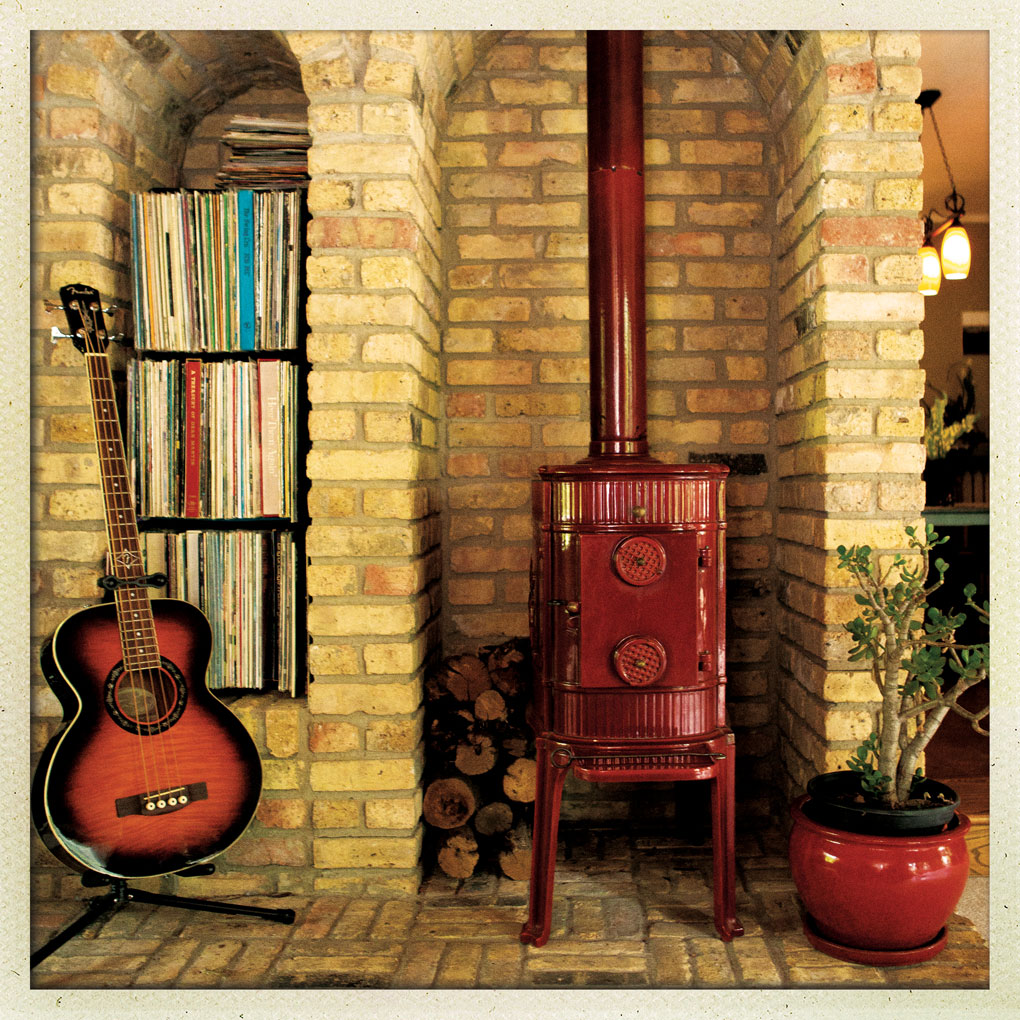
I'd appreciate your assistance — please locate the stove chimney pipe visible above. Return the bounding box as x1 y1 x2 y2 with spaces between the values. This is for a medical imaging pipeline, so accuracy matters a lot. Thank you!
585 30 649 459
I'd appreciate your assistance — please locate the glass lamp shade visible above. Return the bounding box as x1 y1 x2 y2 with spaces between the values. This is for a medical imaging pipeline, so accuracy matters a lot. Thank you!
919 244 942 295
940 223 971 280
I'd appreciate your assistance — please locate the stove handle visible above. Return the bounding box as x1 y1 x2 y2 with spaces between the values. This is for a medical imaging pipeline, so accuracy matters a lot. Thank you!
547 600 580 611
547 599 581 624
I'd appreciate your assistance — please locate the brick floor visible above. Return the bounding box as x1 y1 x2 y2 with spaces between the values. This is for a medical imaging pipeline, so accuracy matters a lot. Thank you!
28 826 989 990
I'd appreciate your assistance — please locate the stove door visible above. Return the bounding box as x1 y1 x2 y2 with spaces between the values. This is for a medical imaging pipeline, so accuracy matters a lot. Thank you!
577 530 708 689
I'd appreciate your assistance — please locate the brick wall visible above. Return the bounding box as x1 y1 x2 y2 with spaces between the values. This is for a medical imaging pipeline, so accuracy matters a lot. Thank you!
770 31 926 793
29 29 926 894
290 29 452 894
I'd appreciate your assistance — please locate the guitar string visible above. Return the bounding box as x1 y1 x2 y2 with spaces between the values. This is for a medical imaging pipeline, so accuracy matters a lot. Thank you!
80 304 157 805
112 354 187 807
86 306 182 804
82 299 184 809
86 304 183 803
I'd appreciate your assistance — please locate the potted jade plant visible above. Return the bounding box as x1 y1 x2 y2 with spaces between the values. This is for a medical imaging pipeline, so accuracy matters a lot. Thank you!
789 521 989 965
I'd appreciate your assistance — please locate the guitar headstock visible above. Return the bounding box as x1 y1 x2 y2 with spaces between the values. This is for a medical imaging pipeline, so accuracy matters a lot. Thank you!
57 283 110 355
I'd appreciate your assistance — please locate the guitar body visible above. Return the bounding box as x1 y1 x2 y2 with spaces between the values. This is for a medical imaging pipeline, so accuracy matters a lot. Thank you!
33 598 262 879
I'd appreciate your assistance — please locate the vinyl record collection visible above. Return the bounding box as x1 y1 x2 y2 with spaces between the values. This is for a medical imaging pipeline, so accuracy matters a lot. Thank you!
130 188 301 352
142 529 299 695
128 186 305 696
127 356 298 521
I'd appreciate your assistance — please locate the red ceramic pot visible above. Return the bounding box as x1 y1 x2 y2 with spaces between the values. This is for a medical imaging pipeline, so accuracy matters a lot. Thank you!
789 794 971 965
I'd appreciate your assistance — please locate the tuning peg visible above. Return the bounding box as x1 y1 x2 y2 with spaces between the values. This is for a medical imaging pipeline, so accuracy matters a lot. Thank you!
43 300 66 313
103 304 119 315
50 326 72 344
110 333 133 346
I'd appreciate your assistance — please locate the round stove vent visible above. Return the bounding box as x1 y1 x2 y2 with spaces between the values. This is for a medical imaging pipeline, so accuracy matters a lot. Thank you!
613 535 666 585
612 635 667 686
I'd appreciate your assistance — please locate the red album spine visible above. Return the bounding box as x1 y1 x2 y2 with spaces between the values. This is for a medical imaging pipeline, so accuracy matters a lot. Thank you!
183 358 202 517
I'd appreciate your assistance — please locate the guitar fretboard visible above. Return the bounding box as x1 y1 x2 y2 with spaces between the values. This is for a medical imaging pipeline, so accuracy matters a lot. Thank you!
83 324 160 672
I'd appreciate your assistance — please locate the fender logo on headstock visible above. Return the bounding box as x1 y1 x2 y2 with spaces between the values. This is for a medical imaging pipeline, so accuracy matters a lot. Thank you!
57 283 109 355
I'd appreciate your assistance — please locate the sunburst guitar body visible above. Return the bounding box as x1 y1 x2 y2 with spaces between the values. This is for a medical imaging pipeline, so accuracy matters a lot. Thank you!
34 599 261 878
33 283 262 880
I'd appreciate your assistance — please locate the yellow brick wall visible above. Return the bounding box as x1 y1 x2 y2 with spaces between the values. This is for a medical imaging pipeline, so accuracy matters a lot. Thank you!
293 29 448 894
772 31 925 795
31 32 192 762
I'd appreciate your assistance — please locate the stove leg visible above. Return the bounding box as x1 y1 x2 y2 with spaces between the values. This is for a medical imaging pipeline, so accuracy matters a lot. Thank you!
710 736 743 940
520 738 568 947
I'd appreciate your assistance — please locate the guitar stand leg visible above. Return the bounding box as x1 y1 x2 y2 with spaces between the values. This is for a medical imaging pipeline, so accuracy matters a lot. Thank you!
30 888 123 969
123 887 296 925
31 873 296 969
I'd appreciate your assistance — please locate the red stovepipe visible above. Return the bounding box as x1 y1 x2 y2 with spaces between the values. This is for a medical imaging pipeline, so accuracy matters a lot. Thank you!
585 29 649 460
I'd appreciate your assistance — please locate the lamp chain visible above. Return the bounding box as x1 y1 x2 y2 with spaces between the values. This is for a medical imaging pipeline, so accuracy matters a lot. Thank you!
925 105 964 215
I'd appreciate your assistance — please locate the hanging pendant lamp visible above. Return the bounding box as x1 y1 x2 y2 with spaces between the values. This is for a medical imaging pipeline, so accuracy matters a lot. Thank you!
918 216 942 296
917 89 971 291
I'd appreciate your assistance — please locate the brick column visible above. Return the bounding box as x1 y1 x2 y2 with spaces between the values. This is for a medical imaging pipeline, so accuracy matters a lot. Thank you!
289 31 447 893
772 32 925 793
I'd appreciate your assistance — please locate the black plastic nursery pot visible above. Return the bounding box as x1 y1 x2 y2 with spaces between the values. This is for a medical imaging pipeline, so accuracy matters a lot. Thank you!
804 769 960 837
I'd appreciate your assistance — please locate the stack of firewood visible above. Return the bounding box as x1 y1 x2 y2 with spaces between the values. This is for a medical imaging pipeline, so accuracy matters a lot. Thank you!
422 638 536 880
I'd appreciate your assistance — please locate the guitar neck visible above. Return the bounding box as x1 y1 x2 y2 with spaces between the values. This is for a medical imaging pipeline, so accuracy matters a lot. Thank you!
83 329 161 671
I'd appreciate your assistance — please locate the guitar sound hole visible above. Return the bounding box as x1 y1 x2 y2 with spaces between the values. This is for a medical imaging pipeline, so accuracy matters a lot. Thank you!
115 672 176 724
105 658 188 735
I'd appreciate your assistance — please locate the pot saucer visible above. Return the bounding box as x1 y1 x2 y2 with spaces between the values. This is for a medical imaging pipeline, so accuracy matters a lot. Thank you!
803 913 948 966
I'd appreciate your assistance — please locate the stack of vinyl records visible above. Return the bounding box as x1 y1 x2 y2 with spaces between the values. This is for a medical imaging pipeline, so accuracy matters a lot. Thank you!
143 530 298 694
216 115 310 189
130 189 301 351
128 357 298 521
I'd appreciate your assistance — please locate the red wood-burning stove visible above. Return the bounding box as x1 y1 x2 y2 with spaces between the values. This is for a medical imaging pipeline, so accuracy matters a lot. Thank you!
520 30 744 947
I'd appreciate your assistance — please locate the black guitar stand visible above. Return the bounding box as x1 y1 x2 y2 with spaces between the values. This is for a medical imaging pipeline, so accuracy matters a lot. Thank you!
30 863 296 968
97 571 168 592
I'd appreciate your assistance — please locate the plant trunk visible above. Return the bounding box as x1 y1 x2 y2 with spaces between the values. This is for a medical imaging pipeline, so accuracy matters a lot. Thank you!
896 702 953 803
878 634 903 806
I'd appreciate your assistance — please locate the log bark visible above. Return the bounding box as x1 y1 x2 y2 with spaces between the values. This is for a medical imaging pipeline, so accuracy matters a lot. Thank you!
436 826 479 879
498 821 533 881
422 776 478 829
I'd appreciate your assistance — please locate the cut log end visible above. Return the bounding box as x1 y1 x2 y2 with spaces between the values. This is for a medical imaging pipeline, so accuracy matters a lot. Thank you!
474 688 508 722
455 734 499 776
474 800 514 838
503 757 537 804
441 654 492 702
437 827 480 879
498 821 533 881
422 777 478 829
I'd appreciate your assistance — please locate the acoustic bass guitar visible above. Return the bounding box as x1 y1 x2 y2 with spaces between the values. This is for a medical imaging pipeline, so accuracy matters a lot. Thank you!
32 283 263 879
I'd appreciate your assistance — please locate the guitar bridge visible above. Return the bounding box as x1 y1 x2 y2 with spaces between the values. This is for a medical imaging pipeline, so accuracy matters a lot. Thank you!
115 781 208 818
